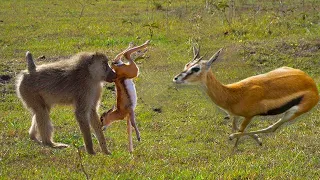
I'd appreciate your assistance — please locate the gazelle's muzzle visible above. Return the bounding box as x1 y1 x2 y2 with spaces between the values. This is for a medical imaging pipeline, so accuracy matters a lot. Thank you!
173 73 185 84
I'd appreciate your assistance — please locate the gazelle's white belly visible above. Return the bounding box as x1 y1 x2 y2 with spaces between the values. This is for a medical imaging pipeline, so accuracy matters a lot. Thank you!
124 79 137 109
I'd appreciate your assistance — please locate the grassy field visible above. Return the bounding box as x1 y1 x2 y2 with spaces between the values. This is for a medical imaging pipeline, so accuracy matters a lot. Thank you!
1 0 320 179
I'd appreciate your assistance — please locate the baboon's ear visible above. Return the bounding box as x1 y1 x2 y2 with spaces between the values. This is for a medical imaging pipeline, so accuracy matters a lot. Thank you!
91 52 97 59
88 52 98 65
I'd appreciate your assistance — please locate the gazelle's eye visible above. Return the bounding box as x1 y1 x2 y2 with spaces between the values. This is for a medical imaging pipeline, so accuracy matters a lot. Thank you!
192 67 200 72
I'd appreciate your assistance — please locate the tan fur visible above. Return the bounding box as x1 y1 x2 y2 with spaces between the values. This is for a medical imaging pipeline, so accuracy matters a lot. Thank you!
16 51 117 154
100 40 149 152
173 46 319 146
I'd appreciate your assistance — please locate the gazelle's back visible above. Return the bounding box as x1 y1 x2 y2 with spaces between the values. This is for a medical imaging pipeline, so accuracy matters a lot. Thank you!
228 67 318 96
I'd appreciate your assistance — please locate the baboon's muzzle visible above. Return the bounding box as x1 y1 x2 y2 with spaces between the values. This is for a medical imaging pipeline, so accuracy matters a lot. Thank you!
105 70 117 83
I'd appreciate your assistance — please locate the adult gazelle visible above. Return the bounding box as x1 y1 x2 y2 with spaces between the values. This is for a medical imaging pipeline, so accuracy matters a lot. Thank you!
173 45 319 146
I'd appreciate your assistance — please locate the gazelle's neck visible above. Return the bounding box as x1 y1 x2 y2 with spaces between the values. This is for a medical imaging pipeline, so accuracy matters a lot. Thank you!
115 78 137 110
202 70 230 109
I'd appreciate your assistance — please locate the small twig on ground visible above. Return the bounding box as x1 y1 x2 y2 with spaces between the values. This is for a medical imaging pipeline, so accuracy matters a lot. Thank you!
75 145 89 180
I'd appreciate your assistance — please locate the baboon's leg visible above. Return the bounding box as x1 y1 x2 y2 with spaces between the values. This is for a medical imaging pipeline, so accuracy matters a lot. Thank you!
32 105 53 144
75 106 95 154
90 109 111 154
29 114 39 143
129 109 140 141
126 117 133 153
32 105 68 148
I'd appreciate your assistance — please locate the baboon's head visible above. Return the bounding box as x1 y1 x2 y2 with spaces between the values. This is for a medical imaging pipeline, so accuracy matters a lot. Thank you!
87 52 117 82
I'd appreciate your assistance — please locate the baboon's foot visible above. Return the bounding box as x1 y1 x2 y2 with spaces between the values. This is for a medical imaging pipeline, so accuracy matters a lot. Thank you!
87 149 96 155
84 146 96 155
52 142 69 148
29 136 41 144
103 149 112 155
44 142 69 148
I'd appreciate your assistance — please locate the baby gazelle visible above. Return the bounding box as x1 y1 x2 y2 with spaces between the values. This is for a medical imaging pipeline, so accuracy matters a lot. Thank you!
101 40 150 152
173 45 319 147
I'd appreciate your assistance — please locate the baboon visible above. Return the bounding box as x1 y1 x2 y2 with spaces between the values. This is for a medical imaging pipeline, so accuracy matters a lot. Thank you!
16 51 117 154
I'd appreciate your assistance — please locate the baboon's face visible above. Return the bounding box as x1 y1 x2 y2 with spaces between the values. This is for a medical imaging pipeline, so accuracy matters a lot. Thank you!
104 62 117 83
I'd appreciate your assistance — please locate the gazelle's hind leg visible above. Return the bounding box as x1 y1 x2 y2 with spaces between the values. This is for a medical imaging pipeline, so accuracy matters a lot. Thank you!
230 105 303 139
230 92 319 146
126 116 133 153
129 109 141 141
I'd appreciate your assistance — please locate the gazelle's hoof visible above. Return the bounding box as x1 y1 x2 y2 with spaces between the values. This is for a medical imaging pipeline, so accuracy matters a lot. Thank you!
229 134 236 140
229 133 239 141
257 138 263 146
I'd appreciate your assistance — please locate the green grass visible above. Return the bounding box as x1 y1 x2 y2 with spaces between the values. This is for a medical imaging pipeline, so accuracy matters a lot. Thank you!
1 0 320 179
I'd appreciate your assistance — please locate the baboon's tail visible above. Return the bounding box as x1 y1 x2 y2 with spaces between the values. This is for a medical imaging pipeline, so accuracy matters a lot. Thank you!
26 51 36 73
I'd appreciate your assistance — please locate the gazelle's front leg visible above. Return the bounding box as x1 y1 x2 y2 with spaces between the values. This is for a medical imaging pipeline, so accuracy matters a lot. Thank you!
229 117 262 146
232 116 239 132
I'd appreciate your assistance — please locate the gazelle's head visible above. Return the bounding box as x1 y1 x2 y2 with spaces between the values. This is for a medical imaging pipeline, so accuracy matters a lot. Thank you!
111 60 139 79
173 45 223 84
100 105 115 128
112 40 150 79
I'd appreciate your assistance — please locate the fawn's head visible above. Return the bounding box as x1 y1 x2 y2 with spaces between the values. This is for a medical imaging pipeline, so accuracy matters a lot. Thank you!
112 40 150 79
112 60 139 79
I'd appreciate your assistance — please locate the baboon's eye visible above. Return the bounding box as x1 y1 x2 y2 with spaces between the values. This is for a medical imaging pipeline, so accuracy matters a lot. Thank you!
191 67 200 72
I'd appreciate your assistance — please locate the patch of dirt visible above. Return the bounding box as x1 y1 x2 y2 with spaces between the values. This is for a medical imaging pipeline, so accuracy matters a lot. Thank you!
275 40 320 57
152 107 162 113
0 75 12 84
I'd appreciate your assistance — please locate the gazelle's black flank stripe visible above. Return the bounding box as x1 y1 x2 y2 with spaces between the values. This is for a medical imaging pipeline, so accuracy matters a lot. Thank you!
259 95 303 116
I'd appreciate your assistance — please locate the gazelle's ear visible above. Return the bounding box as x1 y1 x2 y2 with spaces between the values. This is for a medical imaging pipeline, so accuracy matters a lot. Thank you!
206 48 223 69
